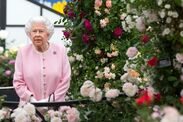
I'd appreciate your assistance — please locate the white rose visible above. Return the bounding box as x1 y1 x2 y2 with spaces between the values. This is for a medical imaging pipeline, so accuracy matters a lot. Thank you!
176 53 183 64
69 56 76 63
14 110 30 122
51 117 62 122
89 88 103 102
23 103 36 115
80 80 95 97
135 17 146 32
0 110 6 120
122 82 138 97
161 107 180 122
105 89 120 100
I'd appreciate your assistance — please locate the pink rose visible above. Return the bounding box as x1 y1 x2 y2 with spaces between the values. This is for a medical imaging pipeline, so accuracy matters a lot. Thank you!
66 108 80 122
84 19 93 32
136 17 146 32
105 89 120 100
106 0 112 8
126 47 138 58
95 0 102 8
4 70 11 76
63 31 71 39
8 60 15 65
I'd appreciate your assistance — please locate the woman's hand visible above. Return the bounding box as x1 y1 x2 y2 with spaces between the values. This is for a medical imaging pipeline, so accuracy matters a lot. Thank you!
37 98 48 103
30 96 37 102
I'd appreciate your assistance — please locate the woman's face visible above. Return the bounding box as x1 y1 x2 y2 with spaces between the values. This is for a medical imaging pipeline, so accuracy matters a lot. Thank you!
29 22 49 48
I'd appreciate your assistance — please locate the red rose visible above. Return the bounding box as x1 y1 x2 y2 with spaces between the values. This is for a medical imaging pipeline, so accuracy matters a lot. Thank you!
180 97 183 104
84 19 93 32
140 34 150 43
154 93 161 102
147 56 158 67
113 27 123 38
82 34 90 44
135 91 153 105
80 11 86 19
67 10 75 19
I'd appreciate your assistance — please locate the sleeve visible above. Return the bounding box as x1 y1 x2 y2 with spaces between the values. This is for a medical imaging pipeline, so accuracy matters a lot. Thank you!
54 46 71 101
13 49 33 102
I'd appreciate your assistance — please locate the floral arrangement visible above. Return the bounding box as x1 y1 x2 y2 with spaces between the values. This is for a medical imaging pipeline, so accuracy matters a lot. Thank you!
58 0 183 121
0 102 80 122
0 30 17 86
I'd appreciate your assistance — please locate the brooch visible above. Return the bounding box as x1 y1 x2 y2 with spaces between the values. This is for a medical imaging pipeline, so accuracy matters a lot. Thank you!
53 51 57 55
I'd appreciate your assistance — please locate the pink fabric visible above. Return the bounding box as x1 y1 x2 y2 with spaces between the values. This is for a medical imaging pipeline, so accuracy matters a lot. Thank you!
13 43 71 102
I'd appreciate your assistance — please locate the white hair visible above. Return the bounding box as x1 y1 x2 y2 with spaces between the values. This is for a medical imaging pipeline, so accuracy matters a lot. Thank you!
25 16 54 39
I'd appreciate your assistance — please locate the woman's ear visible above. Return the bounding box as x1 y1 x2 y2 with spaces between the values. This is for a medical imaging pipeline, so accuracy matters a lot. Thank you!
28 32 31 37
47 33 50 38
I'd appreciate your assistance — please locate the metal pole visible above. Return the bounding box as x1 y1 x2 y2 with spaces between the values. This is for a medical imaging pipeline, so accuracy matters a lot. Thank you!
0 0 6 30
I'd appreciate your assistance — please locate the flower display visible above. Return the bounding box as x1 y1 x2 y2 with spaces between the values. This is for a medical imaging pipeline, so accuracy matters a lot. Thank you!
0 49 17 86
58 0 183 121
0 103 80 122
1 0 183 121
11 103 39 122
45 106 80 122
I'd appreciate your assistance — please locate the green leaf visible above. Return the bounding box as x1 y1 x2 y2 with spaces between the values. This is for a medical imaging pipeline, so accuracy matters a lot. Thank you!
167 76 177 81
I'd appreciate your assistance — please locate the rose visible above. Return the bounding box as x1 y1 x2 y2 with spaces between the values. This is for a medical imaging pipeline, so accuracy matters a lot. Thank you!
135 91 153 105
4 70 11 76
8 60 15 65
147 56 158 67
106 0 112 8
63 31 71 39
135 17 146 32
84 19 93 32
140 34 150 44
122 82 138 97
82 34 90 44
66 108 80 122
105 89 120 100
67 10 75 19
94 0 102 9
89 88 103 102
113 27 123 38
80 80 95 97
176 53 183 64
126 47 138 58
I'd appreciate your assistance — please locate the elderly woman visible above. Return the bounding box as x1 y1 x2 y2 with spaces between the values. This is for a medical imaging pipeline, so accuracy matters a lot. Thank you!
13 16 71 104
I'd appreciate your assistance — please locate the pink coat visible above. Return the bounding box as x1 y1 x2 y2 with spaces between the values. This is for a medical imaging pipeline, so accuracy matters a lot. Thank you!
13 43 71 102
